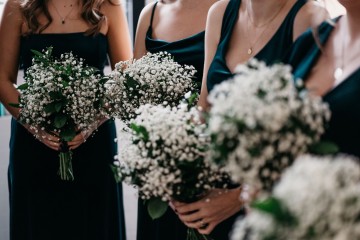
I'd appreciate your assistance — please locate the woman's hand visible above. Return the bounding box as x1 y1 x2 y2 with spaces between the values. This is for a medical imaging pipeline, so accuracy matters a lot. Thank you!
24 124 61 151
173 187 243 235
67 117 108 150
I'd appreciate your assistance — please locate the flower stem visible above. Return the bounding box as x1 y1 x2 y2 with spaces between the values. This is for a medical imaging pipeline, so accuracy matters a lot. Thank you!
59 151 74 181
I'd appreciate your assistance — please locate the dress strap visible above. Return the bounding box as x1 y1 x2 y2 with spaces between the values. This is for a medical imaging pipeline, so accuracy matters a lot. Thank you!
149 1 159 27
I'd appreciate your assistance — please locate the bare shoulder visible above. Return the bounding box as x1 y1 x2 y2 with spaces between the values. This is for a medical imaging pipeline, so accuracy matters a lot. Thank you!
137 1 158 28
293 0 329 40
100 0 127 17
295 1 329 25
0 0 24 30
2 0 23 21
208 0 231 21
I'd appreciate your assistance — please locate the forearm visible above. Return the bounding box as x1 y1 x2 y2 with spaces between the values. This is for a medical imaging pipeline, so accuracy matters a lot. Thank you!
0 79 21 119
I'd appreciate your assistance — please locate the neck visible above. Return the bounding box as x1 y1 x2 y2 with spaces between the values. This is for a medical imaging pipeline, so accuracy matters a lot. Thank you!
246 0 288 26
343 12 360 40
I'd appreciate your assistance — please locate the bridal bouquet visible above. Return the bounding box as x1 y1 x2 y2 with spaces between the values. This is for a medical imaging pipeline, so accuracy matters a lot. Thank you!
104 51 198 122
14 47 107 180
207 59 333 192
113 104 228 239
231 155 360 240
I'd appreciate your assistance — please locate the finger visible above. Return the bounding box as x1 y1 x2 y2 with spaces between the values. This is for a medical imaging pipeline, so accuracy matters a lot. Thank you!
67 139 83 147
39 139 60 151
197 222 217 235
178 210 203 223
70 134 84 142
176 201 203 214
69 143 83 150
183 220 205 229
171 200 186 208
44 135 60 143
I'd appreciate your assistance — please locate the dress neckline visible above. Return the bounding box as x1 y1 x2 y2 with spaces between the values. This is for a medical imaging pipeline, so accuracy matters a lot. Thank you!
21 31 107 37
222 0 303 74
146 28 205 44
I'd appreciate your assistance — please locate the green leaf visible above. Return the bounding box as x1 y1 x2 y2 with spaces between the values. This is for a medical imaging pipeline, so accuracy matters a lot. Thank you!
44 103 57 114
49 91 63 100
147 198 168 220
30 49 45 58
251 197 297 226
110 165 122 183
309 141 339 155
55 102 63 112
59 127 76 141
9 103 20 108
17 83 29 90
125 77 139 89
61 81 69 87
130 123 149 141
54 114 68 128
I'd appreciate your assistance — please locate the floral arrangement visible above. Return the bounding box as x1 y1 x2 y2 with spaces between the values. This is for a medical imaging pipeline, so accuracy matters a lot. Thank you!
104 51 198 122
231 155 360 240
13 47 107 180
207 59 333 192
113 104 228 239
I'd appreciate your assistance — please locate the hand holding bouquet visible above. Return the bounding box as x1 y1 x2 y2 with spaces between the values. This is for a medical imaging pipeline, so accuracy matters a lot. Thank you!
104 52 198 122
14 47 108 180
113 104 228 239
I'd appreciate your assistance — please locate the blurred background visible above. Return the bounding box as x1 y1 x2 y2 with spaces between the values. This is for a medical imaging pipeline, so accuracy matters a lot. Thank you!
0 0 347 239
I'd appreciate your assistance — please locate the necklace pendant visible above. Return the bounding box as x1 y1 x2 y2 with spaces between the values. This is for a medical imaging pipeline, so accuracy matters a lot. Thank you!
334 67 343 81
247 47 253 55
61 19 65 24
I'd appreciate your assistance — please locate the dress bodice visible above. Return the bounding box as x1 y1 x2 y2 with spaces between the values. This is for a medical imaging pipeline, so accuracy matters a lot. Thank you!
20 32 108 74
145 2 205 84
287 18 360 157
206 0 307 92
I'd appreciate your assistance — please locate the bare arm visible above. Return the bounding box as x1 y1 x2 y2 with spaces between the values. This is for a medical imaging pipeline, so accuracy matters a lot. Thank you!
0 0 60 150
293 0 330 41
133 2 156 59
0 0 23 118
197 0 229 111
103 1 132 69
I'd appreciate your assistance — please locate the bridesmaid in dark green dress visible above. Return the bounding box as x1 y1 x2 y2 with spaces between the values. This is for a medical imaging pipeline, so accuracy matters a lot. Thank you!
287 2 360 158
175 0 328 239
0 1 132 240
133 1 217 239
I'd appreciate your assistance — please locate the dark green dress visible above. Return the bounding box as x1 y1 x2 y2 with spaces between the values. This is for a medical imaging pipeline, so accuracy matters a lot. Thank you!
207 0 307 92
137 2 236 240
287 18 360 158
9 33 126 240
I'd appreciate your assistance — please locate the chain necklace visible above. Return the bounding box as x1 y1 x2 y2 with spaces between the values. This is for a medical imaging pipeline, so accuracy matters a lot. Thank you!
334 31 345 83
50 0 76 24
246 0 288 55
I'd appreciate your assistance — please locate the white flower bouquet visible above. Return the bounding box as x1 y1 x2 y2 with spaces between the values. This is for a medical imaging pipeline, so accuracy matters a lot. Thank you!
231 155 360 240
104 51 198 122
113 104 228 240
13 47 108 180
207 59 334 192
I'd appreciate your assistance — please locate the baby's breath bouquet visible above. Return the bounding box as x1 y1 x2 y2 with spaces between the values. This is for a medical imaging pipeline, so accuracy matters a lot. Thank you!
232 155 360 240
104 52 198 122
14 47 108 180
208 59 334 193
113 104 228 240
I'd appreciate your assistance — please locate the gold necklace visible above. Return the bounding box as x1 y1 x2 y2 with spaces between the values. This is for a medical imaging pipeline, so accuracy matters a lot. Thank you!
334 32 345 83
50 0 76 24
246 0 288 55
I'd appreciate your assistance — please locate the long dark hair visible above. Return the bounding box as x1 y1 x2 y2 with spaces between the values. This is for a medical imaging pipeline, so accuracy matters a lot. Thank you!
20 0 119 35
